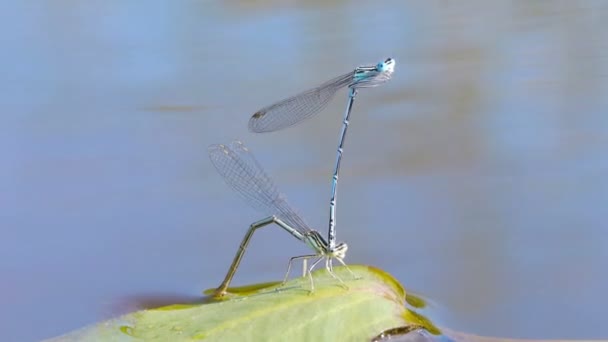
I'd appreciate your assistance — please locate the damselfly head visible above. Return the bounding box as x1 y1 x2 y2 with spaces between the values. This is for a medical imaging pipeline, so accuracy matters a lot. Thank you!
333 242 348 259
352 58 395 88
377 58 395 73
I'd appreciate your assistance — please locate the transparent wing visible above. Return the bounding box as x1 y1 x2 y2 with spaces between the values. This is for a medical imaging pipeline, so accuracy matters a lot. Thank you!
248 63 394 133
208 140 313 235
248 72 354 133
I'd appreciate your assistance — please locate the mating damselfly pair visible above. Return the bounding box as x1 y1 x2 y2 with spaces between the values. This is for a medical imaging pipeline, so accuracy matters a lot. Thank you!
209 58 395 297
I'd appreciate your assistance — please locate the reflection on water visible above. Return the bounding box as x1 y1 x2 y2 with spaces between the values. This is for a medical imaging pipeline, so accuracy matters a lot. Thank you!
1 1 607 341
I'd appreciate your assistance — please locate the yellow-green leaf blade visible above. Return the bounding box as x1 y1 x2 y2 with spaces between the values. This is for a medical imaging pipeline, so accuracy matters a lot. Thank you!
46 265 436 342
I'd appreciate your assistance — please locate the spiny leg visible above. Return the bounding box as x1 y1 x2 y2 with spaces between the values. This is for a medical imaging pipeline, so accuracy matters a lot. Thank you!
281 254 318 285
307 257 325 294
301 258 307 277
334 257 360 280
325 258 348 289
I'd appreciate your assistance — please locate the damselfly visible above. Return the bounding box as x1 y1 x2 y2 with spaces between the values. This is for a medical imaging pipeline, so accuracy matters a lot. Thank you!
209 141 356 297
249 58 395 252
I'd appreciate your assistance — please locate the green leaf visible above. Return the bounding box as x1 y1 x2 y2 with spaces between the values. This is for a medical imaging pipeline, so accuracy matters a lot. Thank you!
46 265 439 341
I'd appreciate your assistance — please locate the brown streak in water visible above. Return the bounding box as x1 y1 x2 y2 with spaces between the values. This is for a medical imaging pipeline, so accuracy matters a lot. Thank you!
141 105 209 112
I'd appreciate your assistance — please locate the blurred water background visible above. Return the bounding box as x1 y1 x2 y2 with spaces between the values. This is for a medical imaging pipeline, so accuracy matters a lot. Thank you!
1 1 607 341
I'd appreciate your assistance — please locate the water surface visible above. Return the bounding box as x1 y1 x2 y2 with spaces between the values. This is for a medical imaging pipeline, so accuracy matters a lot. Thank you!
1 1 607 341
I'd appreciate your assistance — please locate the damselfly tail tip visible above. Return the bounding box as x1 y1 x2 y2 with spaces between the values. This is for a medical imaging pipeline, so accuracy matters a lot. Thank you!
212 288 228 298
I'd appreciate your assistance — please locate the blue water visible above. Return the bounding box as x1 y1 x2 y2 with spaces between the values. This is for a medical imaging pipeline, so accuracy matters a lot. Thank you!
1 1 607 341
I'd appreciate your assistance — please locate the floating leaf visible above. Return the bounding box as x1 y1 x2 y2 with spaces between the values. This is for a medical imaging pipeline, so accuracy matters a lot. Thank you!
46 265 438 341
